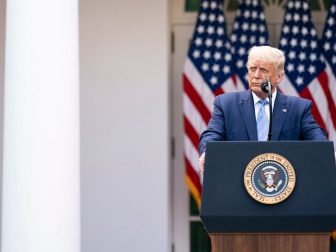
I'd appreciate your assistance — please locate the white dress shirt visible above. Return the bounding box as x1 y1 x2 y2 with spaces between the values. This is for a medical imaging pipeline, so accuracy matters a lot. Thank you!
252 88 277 120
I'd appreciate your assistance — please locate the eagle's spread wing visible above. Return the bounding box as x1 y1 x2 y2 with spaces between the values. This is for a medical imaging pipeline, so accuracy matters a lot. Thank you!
273 170 280 184
260 171 267 184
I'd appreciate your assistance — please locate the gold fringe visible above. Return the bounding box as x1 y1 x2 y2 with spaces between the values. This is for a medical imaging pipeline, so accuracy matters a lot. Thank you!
185 175 201 209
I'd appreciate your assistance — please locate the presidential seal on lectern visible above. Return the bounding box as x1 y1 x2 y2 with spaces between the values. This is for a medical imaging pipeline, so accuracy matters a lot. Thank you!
244 153 296 204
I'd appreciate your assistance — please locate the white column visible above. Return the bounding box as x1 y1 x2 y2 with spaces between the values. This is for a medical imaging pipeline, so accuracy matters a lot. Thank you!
2 1 80 252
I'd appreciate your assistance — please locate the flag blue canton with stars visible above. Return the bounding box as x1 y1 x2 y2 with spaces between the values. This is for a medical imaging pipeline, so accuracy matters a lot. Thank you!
230 0 269 89
278 0 325 92
187 0 233 92
321 0 336 77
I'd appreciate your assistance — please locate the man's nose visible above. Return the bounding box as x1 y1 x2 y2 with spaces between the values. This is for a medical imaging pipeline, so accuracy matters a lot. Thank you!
253 68 261 77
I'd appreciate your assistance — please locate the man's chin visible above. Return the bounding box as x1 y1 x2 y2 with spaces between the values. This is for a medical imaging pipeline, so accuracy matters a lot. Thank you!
251 87 266 98
251 86 262 93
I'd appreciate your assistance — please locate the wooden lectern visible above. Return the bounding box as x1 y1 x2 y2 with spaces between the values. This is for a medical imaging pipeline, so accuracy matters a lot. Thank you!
200 141 336 252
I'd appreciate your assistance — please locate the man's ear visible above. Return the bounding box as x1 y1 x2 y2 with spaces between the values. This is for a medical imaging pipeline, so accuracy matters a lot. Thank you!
276 71 284 84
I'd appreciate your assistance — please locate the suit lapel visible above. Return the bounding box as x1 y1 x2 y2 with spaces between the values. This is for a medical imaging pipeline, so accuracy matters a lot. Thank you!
239 90 258 141
271 92 288 140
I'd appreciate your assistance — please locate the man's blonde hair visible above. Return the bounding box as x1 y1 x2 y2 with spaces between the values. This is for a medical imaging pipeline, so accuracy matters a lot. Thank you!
247 46 285 73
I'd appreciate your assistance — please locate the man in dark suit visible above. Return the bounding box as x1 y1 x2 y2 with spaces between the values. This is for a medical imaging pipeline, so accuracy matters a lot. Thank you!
198 45 327 171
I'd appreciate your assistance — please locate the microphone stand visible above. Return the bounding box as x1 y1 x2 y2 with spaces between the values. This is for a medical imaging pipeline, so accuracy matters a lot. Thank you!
267 80 272 141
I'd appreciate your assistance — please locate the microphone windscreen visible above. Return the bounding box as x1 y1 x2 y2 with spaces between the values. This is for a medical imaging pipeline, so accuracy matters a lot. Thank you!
261 82 270 93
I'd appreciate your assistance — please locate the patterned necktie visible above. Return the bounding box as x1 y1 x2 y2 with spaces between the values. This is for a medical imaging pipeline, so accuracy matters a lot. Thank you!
257 99 269 141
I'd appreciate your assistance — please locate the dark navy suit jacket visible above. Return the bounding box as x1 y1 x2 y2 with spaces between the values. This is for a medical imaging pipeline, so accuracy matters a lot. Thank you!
199 90 327 154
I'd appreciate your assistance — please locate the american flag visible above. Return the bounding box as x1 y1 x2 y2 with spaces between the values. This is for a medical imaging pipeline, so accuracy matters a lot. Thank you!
278 0 336 142
230 0 269 89
321 0 336 145
183 0 235 207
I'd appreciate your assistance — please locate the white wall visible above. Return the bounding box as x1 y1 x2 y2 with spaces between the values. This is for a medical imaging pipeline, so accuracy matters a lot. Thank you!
0 1 4 247
80 1 171 252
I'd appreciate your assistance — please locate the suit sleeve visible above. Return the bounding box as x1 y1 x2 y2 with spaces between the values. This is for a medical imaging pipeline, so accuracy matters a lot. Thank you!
198 96 226 154
301 101 327 140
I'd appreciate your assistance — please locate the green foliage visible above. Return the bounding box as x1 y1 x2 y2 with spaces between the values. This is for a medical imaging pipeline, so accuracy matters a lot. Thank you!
190 222 211 252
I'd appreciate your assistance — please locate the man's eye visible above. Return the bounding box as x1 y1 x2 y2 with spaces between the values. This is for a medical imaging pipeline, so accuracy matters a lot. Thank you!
249 67 257 72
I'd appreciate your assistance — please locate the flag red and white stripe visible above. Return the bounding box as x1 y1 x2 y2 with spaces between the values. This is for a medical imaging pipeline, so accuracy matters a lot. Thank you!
183 0 236 207
321 0 336 145
278 0 336 144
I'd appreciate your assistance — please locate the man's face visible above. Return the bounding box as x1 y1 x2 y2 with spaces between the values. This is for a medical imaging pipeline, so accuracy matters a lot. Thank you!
247 59 283 98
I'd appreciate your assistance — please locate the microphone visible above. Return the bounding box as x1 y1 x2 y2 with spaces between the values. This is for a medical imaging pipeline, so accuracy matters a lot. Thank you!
261 81 270 93
260 78 272 141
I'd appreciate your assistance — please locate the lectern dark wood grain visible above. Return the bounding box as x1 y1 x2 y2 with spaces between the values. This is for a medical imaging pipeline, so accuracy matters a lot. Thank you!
200 141 336 252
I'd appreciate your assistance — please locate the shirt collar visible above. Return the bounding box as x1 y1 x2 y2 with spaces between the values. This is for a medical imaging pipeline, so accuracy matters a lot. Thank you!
252 88 277 106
